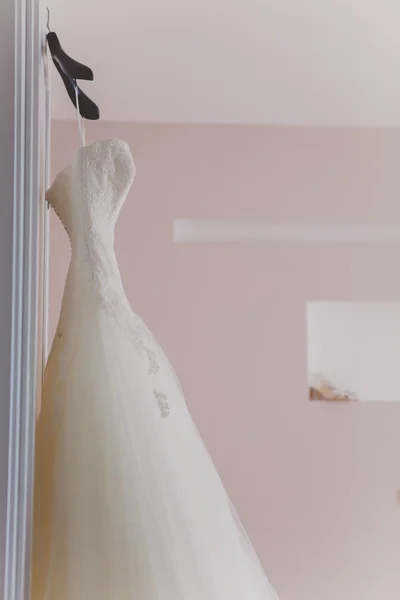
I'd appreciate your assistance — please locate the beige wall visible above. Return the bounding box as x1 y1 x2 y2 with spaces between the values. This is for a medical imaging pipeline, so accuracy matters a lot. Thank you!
49 120 400 600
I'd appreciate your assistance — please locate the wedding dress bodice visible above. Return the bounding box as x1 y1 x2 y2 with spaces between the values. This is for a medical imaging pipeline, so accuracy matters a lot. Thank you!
47 138 135 244
46 139 136 332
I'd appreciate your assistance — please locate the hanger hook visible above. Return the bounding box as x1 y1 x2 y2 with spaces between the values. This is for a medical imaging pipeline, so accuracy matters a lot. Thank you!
46 7 51 32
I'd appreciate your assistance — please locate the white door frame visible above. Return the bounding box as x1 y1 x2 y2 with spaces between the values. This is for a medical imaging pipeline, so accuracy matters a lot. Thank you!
0 0 46 598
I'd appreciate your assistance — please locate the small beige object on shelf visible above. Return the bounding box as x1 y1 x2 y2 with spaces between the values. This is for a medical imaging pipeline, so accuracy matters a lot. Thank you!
308 373 358 402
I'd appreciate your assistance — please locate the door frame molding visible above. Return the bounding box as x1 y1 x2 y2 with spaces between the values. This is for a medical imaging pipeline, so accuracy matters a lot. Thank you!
3 1 44 599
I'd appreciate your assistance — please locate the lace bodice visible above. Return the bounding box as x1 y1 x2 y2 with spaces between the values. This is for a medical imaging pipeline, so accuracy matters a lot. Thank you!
47 139 135 241
47 139 136 296
46 138 141 339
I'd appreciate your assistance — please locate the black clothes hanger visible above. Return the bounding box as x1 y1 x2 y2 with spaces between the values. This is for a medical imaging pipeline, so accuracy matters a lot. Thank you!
52 59 100 121
47 32 94 82
46 9 100 120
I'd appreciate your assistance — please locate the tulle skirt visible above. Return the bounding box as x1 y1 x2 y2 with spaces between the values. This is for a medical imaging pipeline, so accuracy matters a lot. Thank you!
32 301 279 600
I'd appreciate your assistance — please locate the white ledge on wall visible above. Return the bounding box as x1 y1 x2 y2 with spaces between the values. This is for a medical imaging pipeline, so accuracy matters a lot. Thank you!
173 220 400 244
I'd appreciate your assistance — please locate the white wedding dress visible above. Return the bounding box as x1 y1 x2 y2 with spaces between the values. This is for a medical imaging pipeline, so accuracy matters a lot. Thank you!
32 139 279 600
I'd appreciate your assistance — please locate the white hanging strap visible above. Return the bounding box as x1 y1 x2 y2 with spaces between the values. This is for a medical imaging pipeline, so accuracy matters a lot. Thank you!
74 82 86 147
73 79 96 282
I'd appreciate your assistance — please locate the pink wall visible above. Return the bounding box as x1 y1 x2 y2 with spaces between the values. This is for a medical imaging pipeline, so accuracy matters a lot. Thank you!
49 121 400 600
